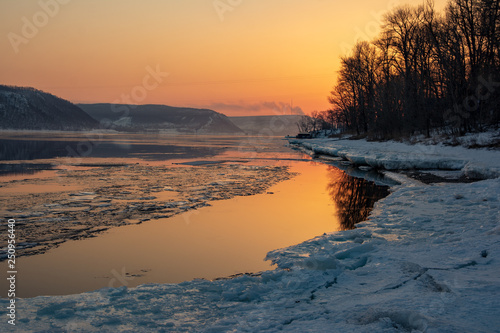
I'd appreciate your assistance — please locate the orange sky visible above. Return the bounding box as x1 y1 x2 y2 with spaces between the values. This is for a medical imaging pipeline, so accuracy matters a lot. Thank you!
0 0 448 116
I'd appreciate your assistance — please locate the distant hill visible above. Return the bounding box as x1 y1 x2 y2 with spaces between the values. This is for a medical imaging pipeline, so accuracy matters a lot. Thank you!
0 85 99 131
230 115 303 136
79 103 244 134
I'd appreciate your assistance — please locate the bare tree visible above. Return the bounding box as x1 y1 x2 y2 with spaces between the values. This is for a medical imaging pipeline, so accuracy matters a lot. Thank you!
327 0 500 139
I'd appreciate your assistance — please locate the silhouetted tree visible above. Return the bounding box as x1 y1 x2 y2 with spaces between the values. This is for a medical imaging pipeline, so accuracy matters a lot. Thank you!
326 0 500 139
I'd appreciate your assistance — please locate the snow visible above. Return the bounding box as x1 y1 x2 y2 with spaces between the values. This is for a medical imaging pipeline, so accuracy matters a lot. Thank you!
407 130 500 148
291 137 500 179
1 139 500 332
451 131 499 147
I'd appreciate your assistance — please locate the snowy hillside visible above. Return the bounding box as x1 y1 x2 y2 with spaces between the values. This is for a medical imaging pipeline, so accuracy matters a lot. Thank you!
0 85 98 131
79 103 245 134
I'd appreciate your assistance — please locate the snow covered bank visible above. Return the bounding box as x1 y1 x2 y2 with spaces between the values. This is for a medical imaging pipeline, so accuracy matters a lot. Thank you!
2 175 499 332
1 140 499 332
290 138 500 180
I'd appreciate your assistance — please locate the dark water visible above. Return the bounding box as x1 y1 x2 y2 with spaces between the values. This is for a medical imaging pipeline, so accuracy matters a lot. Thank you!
0 136 226 162
0 163 54 176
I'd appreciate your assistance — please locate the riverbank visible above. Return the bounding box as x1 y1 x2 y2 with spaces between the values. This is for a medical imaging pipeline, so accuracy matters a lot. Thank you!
1 139 499 332
289 137 500 180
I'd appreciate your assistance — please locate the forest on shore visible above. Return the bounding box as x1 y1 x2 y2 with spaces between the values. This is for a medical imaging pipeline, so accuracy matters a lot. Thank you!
300 0 500 139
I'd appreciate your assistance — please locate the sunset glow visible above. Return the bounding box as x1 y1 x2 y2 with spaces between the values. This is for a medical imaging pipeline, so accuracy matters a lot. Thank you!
1 0 448 116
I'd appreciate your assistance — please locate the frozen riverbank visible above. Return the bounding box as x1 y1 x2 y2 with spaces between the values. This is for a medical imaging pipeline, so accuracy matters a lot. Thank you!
290 137 500 180
1 139 500 332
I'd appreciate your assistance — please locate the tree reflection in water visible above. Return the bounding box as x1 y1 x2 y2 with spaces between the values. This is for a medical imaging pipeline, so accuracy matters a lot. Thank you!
326 165 390 230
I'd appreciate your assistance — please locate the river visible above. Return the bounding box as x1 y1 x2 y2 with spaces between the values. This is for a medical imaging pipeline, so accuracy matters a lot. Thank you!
0 133 390 297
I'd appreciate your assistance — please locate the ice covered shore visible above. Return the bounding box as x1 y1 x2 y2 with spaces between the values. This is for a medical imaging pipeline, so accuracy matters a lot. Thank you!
1 139 500 332
290 137 500 180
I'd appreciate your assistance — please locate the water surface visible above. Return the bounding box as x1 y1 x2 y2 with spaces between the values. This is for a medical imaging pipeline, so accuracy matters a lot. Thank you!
0 133 390 297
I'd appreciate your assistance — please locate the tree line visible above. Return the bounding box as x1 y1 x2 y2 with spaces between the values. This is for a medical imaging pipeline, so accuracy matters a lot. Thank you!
311 0 500 138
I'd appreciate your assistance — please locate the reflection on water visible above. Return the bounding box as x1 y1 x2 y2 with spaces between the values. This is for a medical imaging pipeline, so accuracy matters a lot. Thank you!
0 137 226 161
0 134 393 298
0 132 308 166
4 162 341 297
326 165 390 230
0 163 53 176
1 161 392 298
0 139 72 161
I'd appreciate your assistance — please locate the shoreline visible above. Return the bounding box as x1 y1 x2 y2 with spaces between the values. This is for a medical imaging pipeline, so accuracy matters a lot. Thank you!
289 137 500 181
1 139 499 331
